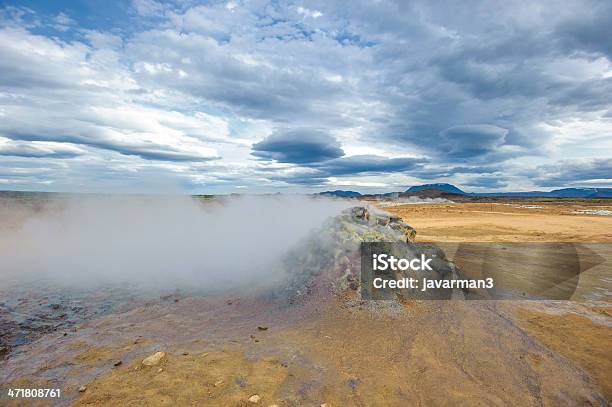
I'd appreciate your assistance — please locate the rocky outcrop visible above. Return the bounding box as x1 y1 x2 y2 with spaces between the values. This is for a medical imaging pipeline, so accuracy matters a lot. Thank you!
280 206 452 301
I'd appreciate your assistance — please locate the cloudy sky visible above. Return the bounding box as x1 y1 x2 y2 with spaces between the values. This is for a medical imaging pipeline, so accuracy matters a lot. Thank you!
0 0 610 193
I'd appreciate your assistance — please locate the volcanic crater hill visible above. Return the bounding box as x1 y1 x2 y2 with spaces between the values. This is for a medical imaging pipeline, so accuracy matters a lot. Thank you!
0 206 610 406
280 206 454 301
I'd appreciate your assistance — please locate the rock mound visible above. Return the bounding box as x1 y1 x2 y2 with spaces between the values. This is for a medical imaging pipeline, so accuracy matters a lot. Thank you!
280 206 452 301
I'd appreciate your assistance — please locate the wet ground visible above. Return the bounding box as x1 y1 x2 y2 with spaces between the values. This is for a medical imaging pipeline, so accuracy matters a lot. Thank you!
0 282 150 360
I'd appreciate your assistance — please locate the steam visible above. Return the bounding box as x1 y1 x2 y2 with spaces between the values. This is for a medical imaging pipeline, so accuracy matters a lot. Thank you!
0 195 352 292
376 197 450 208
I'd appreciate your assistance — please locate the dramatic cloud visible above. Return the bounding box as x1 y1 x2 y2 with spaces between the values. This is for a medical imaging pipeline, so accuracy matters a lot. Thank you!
0 25 225 163
533 158 612 187
251 129 344 164
439 125 508 159
464 176 509 189
0 138 83 158
0 0 610 192
317 155 425 176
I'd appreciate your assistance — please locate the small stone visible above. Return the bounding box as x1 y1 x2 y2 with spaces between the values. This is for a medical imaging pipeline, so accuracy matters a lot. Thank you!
142 351 166 366
182 352 189 355
113 360 122 367
321 404 329 407
268 405 279 407
157 368 163 373
350 206 369 222
389 215 402 223
214 379 224 387
78 385 87 392
248 394 261 403
347 377 360 390
257 326 268 331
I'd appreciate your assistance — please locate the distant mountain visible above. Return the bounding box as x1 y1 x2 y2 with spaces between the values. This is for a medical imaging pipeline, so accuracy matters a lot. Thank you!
547 188 612 198
474 188 612 198
406 183 466 195
319 190 362 197
401 188 466 198
374 185 612 199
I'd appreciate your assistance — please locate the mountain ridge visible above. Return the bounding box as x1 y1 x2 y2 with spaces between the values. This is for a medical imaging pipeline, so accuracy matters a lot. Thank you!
317 185 612 198
405 183 466 195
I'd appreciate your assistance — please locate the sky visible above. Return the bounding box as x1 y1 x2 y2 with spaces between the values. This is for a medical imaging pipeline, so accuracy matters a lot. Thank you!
0 0 610 194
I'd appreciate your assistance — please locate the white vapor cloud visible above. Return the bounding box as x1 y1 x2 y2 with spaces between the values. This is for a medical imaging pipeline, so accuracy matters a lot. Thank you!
0 195 352 290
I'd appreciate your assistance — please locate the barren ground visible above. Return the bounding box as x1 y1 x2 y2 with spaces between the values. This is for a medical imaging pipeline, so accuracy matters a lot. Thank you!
383 201 612 242
1 200 611 406
385 201 612 403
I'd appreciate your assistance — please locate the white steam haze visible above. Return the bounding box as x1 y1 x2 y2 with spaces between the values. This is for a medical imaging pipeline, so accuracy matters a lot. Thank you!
376 197 450 208
0 195 352 292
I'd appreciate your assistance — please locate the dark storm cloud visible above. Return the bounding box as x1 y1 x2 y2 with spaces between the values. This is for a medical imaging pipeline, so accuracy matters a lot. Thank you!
251 129 345 164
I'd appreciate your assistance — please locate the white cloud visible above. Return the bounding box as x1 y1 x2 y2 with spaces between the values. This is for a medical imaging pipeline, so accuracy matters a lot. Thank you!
0 26 228 163
0 0 610 192
296 7 323 19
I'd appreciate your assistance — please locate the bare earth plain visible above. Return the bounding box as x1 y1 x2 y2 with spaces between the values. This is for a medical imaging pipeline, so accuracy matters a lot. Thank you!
1 200 611 406
384 201 612 403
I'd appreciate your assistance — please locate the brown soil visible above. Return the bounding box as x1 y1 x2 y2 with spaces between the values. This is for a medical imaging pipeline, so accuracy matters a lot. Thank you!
3 300 603 407
515 307 612 401
384 202 612 242
73 351 288 407
385 201 612 402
